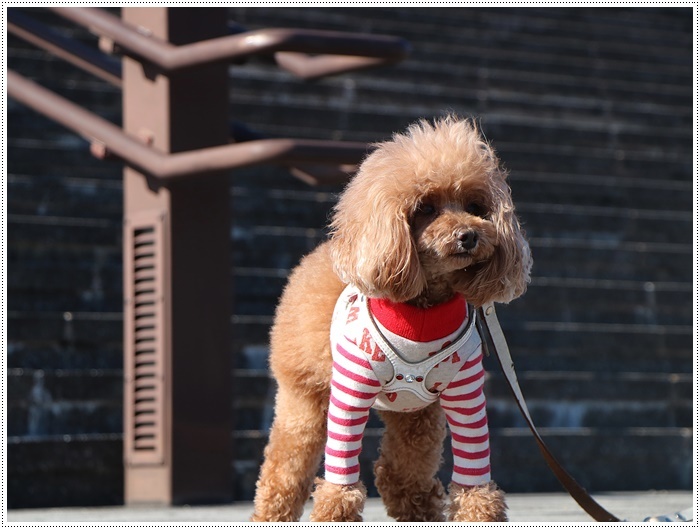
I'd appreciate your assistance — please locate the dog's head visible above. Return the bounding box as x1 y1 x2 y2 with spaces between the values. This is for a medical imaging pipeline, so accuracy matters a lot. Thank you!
328 116 532 307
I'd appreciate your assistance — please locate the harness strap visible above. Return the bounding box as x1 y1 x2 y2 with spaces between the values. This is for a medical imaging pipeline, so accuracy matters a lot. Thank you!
476 303 622 523
366 302 476 402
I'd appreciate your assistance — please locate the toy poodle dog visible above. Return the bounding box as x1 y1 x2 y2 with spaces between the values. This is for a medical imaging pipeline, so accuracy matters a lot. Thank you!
251 115 532 522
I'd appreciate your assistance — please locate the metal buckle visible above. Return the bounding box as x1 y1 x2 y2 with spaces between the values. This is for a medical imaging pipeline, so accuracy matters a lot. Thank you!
644 508 693 523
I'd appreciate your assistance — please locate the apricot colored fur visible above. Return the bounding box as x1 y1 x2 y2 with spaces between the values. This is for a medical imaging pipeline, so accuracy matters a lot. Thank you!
447 481 509 522
373 403 448 522
310 479 367 522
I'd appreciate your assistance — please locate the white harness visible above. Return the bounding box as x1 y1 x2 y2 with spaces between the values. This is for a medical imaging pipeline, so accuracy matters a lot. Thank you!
365 301 477 405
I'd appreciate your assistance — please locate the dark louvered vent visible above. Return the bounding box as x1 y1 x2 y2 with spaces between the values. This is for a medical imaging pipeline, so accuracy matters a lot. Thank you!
124 213 167 465
133 227 158 451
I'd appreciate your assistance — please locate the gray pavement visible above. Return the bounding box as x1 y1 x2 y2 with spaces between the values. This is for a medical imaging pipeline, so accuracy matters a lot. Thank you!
7 491 694 524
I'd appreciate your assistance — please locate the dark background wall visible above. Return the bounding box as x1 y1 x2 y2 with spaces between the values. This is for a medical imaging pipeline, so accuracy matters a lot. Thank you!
7 7 693 508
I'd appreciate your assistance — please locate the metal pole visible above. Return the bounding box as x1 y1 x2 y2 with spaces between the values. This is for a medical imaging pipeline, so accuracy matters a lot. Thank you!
122 7 232 505
50 6 410 74
7 71 367 183
7 9 122 87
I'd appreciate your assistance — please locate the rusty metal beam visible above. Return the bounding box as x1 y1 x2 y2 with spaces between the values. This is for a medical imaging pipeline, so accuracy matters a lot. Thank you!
48 6 410 76
7 70 368 184
8 8 121 87
274 52 388 80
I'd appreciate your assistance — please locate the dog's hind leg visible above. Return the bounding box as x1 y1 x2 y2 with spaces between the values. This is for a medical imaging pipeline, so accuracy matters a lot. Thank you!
374 402 448 522
250 385 328 522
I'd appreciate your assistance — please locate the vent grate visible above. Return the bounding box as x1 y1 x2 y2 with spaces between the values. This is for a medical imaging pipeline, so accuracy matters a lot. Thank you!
124 214 167 465
133 227 158 452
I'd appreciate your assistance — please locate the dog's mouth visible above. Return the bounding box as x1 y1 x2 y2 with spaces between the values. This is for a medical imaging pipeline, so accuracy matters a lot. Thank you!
447 250 478 269
450 248 478 261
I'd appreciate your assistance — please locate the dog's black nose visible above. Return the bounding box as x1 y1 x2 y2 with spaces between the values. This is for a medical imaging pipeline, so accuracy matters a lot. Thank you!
457 230 479 250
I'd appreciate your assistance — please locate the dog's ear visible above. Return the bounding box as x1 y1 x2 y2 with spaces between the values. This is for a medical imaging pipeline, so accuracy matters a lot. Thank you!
328 167 426 302
462 173 532 307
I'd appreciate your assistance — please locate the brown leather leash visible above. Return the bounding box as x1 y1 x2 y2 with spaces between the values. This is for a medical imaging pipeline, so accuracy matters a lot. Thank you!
476 303 622 523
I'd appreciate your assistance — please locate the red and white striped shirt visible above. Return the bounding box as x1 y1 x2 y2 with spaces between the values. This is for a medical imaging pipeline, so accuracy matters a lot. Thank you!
324 285 491 488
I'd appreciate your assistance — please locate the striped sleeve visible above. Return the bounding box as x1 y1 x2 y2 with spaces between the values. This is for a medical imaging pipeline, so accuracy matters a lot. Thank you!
439 350 491 487
324 338 381 485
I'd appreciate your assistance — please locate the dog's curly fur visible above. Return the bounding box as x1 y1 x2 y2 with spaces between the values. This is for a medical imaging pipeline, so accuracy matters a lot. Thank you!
447 481 509 522
251 116 531 522
309 479 367 522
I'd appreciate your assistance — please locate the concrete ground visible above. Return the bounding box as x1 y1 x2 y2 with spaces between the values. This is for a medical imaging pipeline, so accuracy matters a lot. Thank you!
6 491 693 523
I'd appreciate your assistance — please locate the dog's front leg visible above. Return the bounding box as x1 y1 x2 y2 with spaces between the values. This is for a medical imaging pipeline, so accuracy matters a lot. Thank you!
447 481 507 522
310 330 380 522
309 478 367 522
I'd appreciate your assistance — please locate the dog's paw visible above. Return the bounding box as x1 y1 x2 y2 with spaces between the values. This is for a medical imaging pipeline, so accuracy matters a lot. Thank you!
446 481 508 522
375 463 446 522
309 478 367 522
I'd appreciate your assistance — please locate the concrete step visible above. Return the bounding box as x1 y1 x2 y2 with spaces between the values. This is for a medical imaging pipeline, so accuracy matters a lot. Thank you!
5 490 694 523
235 7 691 68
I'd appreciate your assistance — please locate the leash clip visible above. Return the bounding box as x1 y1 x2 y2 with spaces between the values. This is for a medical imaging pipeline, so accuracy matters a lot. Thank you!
644 508 693 523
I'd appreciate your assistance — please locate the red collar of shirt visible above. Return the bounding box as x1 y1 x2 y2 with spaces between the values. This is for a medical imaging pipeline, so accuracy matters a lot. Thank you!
368 294 467 343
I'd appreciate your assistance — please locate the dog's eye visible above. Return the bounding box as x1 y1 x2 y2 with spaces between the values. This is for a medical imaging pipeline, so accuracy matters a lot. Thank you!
416 202 436 216
465 202 486 217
